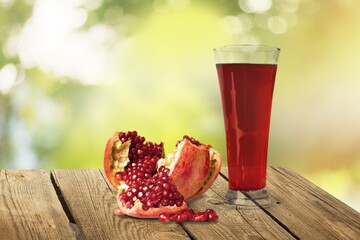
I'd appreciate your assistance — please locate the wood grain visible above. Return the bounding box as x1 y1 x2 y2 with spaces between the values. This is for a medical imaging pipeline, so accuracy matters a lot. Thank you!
2 167 357 239
0 170 76 240
184 171 296 240
267 167 360 239
221 167 360 240
51 169 190 240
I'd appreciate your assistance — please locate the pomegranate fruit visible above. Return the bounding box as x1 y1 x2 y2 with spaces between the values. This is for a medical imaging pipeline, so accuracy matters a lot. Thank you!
104 131 222 220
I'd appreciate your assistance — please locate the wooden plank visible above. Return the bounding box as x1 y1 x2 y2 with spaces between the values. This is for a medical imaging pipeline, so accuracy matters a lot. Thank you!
51 169 190 240
0 170 76 240
267 167 360 239
183 172 296 239
221 167 360 239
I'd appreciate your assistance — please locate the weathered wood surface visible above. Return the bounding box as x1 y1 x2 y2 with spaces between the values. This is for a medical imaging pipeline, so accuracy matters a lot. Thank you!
0 170 76 240
51 169 190 240
0 167 359 240
221 167 360 240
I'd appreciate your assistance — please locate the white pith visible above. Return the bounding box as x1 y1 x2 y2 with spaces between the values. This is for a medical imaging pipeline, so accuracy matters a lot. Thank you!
112 140 131 173
156 140 185 175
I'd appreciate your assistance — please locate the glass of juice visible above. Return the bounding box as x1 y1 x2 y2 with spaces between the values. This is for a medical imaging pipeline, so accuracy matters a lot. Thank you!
214 45 280 208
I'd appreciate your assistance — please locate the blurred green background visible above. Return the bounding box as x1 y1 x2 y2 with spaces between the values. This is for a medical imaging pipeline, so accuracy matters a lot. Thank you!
1 0 359 212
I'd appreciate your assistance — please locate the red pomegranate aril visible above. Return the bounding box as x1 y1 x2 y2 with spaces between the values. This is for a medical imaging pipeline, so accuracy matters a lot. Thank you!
162 190 168 197
170 185 177 192
208 212 219 221
194 212 208 222
205 209 216 215
142 186 149 192
175 214 185 223
159 213 170 223
114 208 124 216
172 192 181 199
175 200 183 207
150 157 157 164
126 191 133 198
150 192 159 201
184 209 195 220
154 185 162 193
125 202 133 209
163 182 170 190
146 199 153 208
161 198 169 206
115 172 122 181
161 175 169 182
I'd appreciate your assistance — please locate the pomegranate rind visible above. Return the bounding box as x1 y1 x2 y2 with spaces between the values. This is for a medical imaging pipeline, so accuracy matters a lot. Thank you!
187 147 222 201
159 138 210 200
116 192 188 218
103 132 131 189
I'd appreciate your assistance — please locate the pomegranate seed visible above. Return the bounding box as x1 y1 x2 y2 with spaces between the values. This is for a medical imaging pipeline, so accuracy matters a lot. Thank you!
154 185 163 193
126 191 133 198
146 199 153 208
205 209 216 215
163 182 171 190
142 186 149 192
194 212 208 222
208 212 219 221
172 192 181 199
115 172 123 180
161 198 169 206
184 210 195 220
175 199 183 207
170 185 177 192
175 214 185 223
159 213 170 222
125 201 133 209
150 157 157 164
156 179 163 185
161 190 168 197
114 208 124 216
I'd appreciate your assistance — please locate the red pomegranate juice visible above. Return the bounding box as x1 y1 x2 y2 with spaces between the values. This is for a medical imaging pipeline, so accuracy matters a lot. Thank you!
216 63 277 191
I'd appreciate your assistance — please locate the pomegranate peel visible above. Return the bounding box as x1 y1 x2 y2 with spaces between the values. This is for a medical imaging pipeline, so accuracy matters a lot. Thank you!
103 132 131 190
157 138 210 200
187 148 223 201
116 190 188 218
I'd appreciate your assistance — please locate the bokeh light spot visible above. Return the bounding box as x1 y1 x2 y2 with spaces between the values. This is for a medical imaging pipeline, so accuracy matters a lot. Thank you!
268 15 287 34
238 0 272 13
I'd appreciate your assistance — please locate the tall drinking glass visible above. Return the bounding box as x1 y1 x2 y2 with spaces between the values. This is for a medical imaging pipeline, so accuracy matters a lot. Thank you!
214 45 280 208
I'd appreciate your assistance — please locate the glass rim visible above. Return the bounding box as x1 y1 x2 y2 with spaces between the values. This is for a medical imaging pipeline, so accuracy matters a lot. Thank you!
213 44 280 53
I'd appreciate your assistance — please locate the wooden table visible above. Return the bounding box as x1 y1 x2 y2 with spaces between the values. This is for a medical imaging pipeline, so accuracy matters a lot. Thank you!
1 167 359 239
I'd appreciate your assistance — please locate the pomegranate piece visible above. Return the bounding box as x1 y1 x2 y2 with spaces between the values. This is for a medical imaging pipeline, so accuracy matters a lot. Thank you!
103 131 222 220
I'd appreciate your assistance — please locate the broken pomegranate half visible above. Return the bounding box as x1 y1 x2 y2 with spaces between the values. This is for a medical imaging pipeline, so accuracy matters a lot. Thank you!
104 131 222 220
